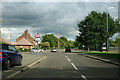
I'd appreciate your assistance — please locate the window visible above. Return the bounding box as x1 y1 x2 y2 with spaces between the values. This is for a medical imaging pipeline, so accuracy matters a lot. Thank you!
8 45 17 52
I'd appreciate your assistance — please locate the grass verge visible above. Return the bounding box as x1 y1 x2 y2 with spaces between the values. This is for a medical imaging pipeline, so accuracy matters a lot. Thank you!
83 52 120 59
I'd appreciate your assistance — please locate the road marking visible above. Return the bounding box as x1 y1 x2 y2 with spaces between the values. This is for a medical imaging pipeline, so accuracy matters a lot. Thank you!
71 63 78 70
5 56 47 79
67 58 71 62
28 56 47 68
81 75 88 80
65 56 71 61
65 56 68 58
3 70 12 72
5 71 21 78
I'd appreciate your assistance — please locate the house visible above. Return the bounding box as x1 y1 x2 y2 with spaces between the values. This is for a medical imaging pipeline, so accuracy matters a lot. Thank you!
14 38 33 49
14 30 35 49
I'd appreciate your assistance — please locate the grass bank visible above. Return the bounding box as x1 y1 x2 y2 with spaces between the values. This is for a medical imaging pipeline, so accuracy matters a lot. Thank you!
83 52 120 59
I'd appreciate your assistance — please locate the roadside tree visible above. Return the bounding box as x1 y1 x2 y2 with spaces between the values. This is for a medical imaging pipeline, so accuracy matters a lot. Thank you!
76 10 119 51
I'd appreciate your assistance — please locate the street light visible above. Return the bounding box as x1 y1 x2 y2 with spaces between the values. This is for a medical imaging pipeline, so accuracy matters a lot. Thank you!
106 5 116 52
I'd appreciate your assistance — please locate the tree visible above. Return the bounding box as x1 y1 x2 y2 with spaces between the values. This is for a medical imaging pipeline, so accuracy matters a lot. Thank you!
40 42 50 49
76 10 119 51
59 37 67 42
42 34 58 48
68 40 74 48
59 39 67 48
111 37 120 47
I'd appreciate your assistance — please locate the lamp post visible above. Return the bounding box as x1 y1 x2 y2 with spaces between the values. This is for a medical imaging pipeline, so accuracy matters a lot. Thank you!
106 5 116 52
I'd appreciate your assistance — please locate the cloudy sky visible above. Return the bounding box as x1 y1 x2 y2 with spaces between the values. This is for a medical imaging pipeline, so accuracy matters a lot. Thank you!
0 0 119 42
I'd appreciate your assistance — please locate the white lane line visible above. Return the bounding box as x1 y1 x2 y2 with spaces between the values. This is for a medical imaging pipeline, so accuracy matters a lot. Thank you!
65 56 70 61
81 75 88 80
71 63 78 70
67 58 71 62
65 56 68 58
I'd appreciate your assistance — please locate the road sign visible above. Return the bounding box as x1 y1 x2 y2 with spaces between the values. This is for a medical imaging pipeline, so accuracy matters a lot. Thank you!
35 33 41 38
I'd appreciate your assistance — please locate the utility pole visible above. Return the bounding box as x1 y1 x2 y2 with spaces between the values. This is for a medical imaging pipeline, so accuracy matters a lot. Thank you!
106 5 116 52
58 33 59 48
34 26 36 53
34 26 35 39
10 33 11 44
106 8 108 52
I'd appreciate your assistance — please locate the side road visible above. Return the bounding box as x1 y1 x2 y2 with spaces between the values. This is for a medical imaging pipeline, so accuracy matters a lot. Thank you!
2 53 46 79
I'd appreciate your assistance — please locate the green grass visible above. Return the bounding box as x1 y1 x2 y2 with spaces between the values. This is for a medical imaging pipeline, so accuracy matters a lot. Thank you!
83 52 120 59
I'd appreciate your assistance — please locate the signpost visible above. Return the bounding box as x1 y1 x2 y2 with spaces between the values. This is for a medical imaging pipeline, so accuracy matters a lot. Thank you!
35 33 41 56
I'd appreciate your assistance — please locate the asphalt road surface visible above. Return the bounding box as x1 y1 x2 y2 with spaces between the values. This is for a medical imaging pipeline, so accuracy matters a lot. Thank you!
8 51 120 79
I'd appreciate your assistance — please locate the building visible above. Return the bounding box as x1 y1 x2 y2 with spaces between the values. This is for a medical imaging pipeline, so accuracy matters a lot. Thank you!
14 30 35 49
15 38 33 49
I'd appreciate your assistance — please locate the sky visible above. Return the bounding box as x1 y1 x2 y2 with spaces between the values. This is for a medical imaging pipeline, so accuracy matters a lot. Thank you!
0 0 119 42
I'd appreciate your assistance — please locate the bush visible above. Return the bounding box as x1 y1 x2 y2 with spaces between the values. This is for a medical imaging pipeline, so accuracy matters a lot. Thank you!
24 49 30 52
19 48 23 52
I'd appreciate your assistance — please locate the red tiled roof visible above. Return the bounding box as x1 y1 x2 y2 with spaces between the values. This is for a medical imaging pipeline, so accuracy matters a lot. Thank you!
14 38 33 46
0 36 10 44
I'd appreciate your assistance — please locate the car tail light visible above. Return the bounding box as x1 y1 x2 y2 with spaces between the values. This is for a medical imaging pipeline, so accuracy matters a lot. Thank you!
0 52 3 58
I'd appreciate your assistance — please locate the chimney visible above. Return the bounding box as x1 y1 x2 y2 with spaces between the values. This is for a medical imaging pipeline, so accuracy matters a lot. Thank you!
24 30 28 33
24 30 28 39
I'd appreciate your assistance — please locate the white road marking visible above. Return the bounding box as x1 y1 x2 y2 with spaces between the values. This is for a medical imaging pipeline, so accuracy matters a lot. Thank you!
3 70 12 72
28 56 47 68
81 75 88 80
67 58 71 62
65 56 71 61
5 71 21 78
71 63 78 70
65 56 68 58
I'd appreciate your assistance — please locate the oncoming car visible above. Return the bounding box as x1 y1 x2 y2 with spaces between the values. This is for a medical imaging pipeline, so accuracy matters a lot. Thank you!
31 48 44 53
0 44 22 70
51 48 57 52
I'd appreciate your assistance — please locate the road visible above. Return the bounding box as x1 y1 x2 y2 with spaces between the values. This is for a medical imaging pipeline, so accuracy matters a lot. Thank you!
3 51 120 79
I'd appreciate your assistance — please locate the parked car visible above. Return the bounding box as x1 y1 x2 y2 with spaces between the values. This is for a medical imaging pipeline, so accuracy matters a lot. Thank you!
65 47 71 52
0 44 22 70
51 48 57 52
31 48 44 53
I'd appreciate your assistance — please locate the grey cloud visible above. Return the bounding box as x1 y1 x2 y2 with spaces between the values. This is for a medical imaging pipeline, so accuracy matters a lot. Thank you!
2 2 118 41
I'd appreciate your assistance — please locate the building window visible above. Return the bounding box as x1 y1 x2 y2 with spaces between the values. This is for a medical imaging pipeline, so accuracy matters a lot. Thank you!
20 46 23 48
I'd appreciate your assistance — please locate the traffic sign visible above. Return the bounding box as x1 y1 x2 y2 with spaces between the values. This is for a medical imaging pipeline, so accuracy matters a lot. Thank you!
35 33 41 38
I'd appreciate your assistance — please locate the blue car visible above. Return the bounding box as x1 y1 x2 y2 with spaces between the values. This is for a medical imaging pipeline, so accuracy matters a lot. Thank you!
0 44 22 70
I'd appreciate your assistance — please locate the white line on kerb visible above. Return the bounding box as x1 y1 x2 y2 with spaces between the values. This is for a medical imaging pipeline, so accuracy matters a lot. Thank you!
28 56 47 68
5 56 47 78
81 75 88 80
71 63 78 70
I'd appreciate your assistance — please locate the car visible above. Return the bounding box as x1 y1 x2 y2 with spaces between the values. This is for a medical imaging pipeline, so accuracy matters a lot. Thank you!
31 48 44 53
0 44 22 70
51 48 57 52
65 47 71 52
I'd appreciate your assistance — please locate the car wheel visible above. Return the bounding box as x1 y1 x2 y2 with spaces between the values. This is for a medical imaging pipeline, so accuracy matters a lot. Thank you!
5 59 11 70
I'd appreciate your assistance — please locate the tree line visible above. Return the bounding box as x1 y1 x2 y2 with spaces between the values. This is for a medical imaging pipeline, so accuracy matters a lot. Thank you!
39 34 75 49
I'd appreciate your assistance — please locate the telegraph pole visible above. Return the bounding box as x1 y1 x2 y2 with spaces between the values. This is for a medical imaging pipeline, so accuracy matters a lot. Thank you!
10 33 11 44
58 33 59 49
106 8 108 52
